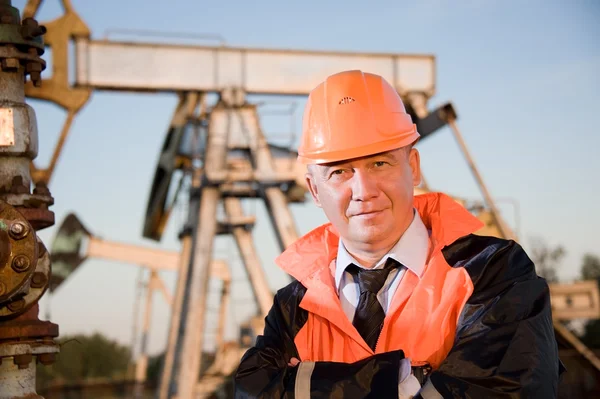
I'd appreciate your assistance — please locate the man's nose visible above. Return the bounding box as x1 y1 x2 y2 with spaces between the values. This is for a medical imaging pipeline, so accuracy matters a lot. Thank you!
351 169 378 201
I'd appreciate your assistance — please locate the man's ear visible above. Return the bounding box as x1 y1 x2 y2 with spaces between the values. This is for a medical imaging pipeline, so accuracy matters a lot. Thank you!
305 171 322 208
409 148 422 187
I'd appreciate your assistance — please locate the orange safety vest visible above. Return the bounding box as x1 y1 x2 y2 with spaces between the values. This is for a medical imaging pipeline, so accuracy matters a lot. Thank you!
274 192 484 370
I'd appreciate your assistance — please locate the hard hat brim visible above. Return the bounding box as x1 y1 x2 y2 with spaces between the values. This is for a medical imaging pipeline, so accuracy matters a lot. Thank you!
297 130 420 165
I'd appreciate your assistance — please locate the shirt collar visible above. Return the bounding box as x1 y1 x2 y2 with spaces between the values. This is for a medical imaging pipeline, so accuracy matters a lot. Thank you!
334 209 431 290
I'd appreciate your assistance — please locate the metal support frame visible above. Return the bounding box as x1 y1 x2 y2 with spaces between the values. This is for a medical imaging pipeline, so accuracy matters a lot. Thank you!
73 39 435 97
156 93 307 397
446 118 516 241
550 280 600 321
224 198 272 316
554 320 600 371
157 91 208 399
164 100 228 397
133 270 168 399
175 186 220 398
407 95 517 241
23 0 91 187
49 209 234 398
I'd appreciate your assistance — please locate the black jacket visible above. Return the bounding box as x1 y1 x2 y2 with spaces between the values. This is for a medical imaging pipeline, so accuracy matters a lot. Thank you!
234 234 564 398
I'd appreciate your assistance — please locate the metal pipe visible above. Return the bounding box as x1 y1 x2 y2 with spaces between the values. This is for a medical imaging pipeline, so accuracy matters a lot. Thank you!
0 45 36 197
0 3 59 398
0 356 41 399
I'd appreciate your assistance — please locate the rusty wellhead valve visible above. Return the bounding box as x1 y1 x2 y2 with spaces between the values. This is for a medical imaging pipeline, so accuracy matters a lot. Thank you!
0 1 59 398
0 0 51 220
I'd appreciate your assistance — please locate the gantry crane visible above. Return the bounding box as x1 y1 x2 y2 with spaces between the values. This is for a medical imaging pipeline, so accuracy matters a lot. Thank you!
16 0 600 398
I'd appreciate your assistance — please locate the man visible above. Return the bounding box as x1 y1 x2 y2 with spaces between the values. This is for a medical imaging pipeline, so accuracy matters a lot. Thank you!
234 70 563 398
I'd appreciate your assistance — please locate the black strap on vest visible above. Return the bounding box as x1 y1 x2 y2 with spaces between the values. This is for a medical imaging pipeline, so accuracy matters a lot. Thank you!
411 363 432 386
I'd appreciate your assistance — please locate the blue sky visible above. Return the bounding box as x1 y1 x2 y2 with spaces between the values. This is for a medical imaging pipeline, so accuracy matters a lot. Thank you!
13 0 599 355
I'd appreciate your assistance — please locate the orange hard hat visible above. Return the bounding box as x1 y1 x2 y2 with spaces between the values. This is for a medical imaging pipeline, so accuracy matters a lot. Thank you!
297 70 420 165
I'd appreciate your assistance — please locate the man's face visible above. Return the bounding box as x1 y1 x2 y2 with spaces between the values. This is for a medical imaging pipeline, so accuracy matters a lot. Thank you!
305 147 421 252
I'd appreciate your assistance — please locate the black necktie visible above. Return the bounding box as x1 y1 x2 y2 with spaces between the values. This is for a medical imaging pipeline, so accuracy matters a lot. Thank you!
347 258 400 350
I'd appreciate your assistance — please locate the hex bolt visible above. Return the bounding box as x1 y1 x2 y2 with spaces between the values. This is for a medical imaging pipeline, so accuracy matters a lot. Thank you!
33 183 51 196
13 354 33 370
10 176 29 194
7 298 25 312
37 353 56 366
25 60 43 87
0 282 6 296
9 222 28 240
12 255 30 272
10 223 23 234
31 272 47 288
30 71 41 87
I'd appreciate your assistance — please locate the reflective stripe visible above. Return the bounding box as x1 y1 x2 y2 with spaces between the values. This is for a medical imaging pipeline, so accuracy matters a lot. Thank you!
294 361 315 399
419 379 443 399
398 374 423 399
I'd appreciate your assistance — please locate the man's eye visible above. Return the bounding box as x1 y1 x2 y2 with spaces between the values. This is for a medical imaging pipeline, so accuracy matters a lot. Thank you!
328 169 347 179
374 161 387 167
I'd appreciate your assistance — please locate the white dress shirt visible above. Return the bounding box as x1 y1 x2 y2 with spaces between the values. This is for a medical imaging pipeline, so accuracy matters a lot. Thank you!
335 209 438 398
335 209 431 322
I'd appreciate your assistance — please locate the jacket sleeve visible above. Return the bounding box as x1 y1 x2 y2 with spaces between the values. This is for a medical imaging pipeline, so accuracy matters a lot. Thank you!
234 282 405 398
418 238 564 399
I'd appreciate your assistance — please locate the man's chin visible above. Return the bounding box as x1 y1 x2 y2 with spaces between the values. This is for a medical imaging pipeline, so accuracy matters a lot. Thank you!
350 229 389 245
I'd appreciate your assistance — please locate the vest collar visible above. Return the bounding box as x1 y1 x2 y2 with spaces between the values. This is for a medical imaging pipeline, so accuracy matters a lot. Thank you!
276 192 484 284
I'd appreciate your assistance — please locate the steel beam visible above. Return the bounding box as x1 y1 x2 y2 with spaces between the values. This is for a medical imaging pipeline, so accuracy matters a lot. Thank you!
158 234 193 399
224 198 273 317
553 320 600 372
87 238 179 271
175 186 219 398
74 39 436 97
237 104 301 250
263 187 300 250
164 101 230 399
133 270 159 399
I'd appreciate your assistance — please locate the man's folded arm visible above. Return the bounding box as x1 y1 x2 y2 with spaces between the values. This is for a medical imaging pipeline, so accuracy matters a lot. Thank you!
233 288 405 398
417 241 564 399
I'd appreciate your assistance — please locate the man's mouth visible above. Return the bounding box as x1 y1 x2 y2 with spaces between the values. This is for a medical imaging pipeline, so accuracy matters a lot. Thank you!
353 210 383 217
